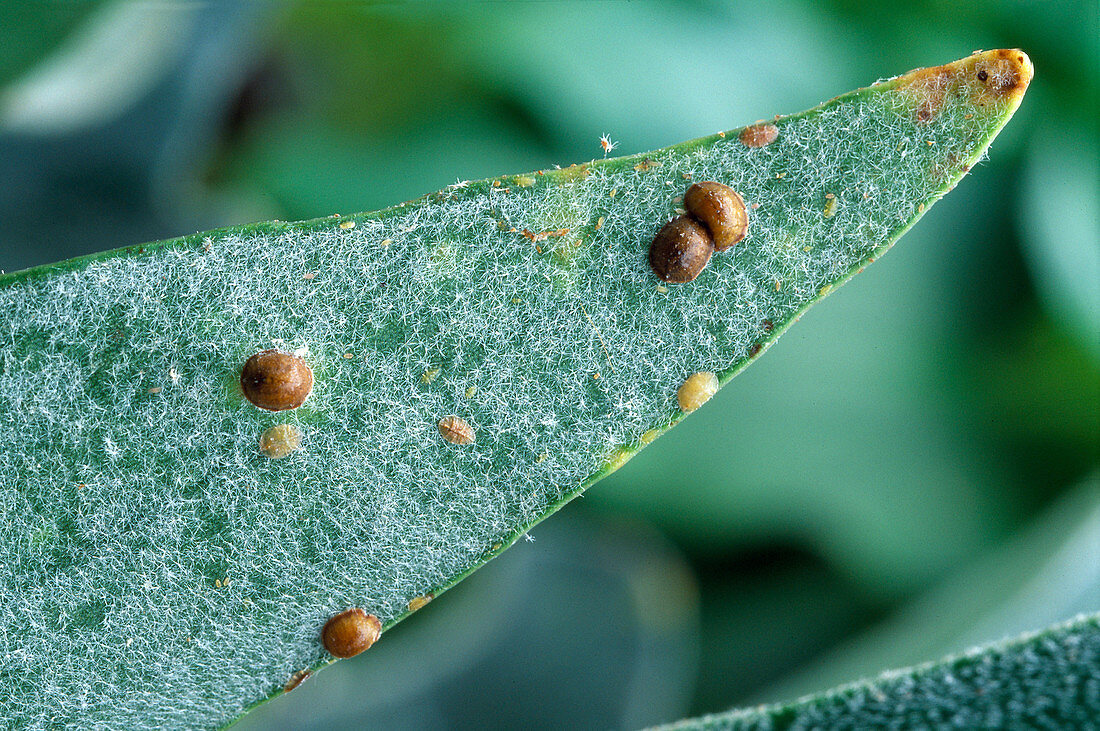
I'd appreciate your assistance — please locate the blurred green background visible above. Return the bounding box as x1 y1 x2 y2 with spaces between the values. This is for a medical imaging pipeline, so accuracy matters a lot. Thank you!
0 1 1096 729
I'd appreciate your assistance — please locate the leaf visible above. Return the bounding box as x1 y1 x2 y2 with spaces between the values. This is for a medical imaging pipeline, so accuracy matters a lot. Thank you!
0 50 1031 728
653 611 1100 730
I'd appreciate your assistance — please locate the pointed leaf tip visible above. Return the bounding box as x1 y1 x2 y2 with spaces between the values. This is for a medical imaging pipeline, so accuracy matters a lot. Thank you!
892 49 1033 124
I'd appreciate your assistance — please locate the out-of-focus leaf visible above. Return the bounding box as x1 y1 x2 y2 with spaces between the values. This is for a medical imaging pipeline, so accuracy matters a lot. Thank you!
758 473 1100 705
1019 128 1100 362
0 1 280 274
656 612 1100 730
0 1 198 135
0 2 104 87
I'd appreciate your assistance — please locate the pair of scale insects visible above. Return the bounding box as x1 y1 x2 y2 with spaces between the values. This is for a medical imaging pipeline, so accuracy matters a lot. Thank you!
238 176 748 443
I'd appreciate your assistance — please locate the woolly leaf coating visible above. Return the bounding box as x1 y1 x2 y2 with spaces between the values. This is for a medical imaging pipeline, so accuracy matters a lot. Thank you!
0 51 1031 729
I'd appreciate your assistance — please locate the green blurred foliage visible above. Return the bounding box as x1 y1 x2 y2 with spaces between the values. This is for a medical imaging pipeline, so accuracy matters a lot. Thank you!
0 0 1096 728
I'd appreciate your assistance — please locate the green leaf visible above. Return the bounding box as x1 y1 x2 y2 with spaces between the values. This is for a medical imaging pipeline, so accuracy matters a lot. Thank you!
654 611 1100 730
0 51 1031 728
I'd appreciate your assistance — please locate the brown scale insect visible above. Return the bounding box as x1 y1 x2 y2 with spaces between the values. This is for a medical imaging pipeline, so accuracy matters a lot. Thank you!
683 181 748 251
438 415 476 445
240 350 313 411
648 216 714 283
322 608 382 659
407 593 434 612
283 669 312 693
739 123 779 148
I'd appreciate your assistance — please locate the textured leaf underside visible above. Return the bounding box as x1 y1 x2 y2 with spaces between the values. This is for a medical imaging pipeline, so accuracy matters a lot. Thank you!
655 611 1100 730
0 51 1031 728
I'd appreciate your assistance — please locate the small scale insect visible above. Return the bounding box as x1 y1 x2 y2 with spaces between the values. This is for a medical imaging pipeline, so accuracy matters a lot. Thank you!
677 371 719 413
283 669 311 693
407 594 434 612
321 608 382 659
438 415 475 445
599 134 618 157
739 123 780 148
683 181 748 251
240 350 313 411
259 424 302 459
649 216 714 283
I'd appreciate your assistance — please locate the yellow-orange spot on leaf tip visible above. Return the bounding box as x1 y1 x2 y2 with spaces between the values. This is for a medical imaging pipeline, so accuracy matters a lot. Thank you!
896 49 1032 124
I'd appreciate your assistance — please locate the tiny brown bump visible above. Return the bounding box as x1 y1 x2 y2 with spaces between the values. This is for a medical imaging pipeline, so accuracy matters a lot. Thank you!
739 123 779 148
762 318 774 333
259 424 302 459
408 594 434 612
438 415 475 445
649 216 714 283
749 343 762 357
283 670 312 693
240 350 313 411
683 181 748 251
322 608 382 659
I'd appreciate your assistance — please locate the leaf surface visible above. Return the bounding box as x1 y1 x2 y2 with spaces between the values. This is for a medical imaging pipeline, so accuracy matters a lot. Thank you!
0 50 1032 728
